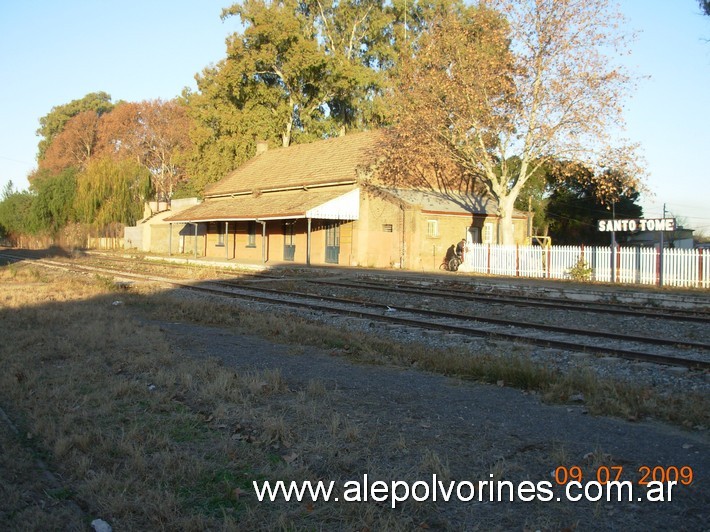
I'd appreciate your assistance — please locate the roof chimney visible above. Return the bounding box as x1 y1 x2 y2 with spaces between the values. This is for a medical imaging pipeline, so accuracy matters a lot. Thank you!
256 140 268 156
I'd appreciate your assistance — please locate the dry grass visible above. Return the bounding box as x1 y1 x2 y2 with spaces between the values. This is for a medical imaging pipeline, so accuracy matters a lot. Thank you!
543 365 710 426
1 261 707 529
136 283 710 429
0 267 354 530
0 407 85 530
0 264 426 529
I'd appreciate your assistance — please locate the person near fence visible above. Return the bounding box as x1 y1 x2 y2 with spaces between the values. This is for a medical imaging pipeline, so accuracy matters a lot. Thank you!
444 244 457 264
456 239 466 262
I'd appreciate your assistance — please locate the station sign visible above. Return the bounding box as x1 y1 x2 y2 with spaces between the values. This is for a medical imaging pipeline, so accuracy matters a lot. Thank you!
597 218 675 232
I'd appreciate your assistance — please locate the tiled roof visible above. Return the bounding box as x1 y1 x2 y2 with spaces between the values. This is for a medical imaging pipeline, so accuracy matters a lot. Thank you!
380 188 526 217
382 189 497 215
204 130 382 197
164 186 356 222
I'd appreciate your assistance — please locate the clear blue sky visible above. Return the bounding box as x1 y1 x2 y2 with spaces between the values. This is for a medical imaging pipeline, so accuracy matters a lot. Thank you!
1 1 708 234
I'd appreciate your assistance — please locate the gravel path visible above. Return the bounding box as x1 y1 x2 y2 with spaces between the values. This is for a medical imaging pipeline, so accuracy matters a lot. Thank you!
159 319 710 531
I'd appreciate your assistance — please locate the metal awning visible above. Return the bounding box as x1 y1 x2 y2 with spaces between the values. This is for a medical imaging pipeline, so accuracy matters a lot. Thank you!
164 187 360 223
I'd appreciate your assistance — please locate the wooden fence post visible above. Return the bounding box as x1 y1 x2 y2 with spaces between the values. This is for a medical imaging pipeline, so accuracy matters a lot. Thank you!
516 245 520 277
699 251 703 288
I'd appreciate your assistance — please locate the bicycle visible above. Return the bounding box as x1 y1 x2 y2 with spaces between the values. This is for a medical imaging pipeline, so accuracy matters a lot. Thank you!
439 254 462 272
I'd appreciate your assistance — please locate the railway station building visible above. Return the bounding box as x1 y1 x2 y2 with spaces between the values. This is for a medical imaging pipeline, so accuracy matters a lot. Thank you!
160 131 529 270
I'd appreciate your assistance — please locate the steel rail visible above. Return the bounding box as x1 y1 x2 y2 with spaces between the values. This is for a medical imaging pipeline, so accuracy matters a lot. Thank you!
218 281 710 352
307 279 710 323
16 252 705 352
150 279 710 371
8 253 709 371
18 250 707 323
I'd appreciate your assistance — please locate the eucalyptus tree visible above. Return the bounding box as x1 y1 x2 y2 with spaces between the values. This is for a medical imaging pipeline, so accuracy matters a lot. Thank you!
220 0 335 148
187 0 402 190
183 58 277 193
302 0 396 133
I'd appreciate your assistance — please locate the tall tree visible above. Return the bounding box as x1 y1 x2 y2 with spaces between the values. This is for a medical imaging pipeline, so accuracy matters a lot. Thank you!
303 0 394 133
98 100 192 207
36 92 114 163
39 111 100 174
187 0 402 191
546 166 643 245
30 168 78 234
186 1 332 191
184 63 271 194
0 188 36 240
381 0 643 244
700 0 710 16
378 6 514 197
220 0 339 147
73 158 151 228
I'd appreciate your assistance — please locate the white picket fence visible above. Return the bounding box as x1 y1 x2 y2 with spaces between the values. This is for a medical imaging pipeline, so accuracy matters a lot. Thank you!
462 244 710 288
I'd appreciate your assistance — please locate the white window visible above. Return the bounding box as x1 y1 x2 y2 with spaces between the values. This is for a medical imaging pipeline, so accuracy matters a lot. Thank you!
427 220 439 238
483 222 494 244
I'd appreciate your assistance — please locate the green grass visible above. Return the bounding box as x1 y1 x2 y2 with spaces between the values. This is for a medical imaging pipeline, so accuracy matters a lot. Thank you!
178 467 255 517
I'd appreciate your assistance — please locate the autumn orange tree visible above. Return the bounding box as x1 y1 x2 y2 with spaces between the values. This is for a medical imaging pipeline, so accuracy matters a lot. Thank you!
25 96 191 235
98 99 192 209
382 0 643 244
36 92 114 163
40 110 101 174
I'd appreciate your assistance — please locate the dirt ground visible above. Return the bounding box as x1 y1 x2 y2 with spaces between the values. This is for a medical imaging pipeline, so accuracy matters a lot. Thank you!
158 320 709 531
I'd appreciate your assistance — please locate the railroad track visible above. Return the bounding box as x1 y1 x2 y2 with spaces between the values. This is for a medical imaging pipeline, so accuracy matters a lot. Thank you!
53 251 710 322
303 279 710 323
3 251 709 371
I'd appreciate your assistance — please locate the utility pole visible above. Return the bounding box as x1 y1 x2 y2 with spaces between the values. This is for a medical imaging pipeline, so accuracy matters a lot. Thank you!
659 203 666 287
610 202 616 283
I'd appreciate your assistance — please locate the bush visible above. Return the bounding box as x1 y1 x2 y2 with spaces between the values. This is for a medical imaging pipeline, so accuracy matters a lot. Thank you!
567 258 593 281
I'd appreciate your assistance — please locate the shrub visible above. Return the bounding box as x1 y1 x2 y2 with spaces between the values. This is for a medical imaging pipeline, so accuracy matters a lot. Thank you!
567 258 593 281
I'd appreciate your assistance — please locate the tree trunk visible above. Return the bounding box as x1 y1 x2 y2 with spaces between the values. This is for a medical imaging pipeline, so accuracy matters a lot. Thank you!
282 98 294 147
497 195 517 245
282 124 291 147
